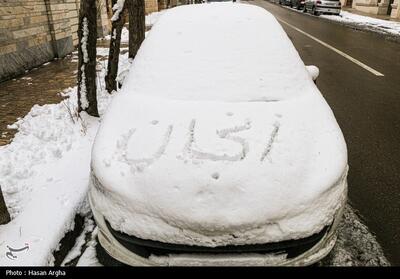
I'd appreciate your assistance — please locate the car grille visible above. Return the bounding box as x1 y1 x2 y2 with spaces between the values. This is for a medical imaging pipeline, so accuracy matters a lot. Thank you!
105 220 330 259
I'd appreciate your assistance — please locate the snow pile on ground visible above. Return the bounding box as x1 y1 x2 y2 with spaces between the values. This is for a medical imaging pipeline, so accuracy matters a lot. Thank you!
322 11 400 37
90 3 348 247
0 89 98 266
0 47 131 266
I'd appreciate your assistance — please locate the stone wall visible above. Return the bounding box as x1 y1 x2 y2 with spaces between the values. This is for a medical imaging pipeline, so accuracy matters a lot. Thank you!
0 0 110 82
351 0 400 18
157 0 178 10
391 0 400 18
0 0 182 82
0 0 54 81
146 0 159 13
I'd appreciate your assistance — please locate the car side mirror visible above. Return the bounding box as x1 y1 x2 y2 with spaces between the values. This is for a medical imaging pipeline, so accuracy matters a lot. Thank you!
306 65 319 83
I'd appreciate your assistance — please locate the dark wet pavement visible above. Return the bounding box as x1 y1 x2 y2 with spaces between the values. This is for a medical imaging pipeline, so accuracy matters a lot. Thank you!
0 41 128 146
250 0 400 265
0 56 77 146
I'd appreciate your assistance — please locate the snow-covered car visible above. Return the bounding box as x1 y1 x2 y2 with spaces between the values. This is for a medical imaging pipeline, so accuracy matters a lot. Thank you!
279 0 293 6
304 0 341 16
291 0 306 10
89 3 348 266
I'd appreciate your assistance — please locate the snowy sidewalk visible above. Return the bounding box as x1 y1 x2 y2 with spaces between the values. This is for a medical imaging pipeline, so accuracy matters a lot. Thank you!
321 9 400 39
0 49 129 266
341 7 400 23
0 10 164 266
0 57 76 146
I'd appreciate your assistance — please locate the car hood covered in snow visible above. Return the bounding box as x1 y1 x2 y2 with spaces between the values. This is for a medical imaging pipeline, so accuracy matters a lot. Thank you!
90 3 348 246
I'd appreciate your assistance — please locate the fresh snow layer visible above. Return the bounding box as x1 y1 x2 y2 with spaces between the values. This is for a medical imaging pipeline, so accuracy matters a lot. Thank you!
0 90 98 266
0 49 131 266
321 11 400 37
105 27 129 44
91 3 348 247
125 4 314 102
146 11 165 27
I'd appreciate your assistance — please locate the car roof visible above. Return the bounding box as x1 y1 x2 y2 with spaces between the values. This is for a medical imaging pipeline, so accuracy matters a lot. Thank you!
123 3 315 103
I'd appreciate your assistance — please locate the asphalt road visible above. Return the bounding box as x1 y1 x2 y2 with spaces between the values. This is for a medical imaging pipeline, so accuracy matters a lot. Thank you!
247 0 400 265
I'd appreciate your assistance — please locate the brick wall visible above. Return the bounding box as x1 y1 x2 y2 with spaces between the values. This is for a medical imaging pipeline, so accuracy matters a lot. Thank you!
0 0 110 82
0 0 175 82
0 0 52 81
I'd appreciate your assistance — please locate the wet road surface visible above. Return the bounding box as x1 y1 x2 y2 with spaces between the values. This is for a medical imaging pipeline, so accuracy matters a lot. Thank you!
248 0 400 265
0 57 77 145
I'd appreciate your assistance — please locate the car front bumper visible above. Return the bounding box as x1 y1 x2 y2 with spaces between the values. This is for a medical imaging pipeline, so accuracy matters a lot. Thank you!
89 179 347 266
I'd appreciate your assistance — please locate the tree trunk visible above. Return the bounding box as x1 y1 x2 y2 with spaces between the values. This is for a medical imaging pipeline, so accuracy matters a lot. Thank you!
105 0 127 93
128 0 145 60
0 185 10 225
77 0 99 117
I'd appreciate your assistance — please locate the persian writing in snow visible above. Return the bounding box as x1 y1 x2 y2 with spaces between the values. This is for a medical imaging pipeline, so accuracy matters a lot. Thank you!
114 118 281 173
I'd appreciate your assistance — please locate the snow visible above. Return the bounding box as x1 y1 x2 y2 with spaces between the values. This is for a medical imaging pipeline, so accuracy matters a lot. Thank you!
76 238 101 266
61 215 95 266
74 205 389 266
0 103 97 265
281 4 400 37
111 0 126 22
103 11 162 43
80 66 89 110
306 65 319 81
105 26 129 43
80 17 90 110
146 11 165 27
104 27 150 44
105 27 129 43
125 4 315 102
321 11 400 37
0 46 131 266
90 3 348 247
81 18 89 63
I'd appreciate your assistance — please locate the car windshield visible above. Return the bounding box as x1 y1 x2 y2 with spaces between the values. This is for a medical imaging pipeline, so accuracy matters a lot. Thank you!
123 3 314 103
